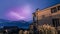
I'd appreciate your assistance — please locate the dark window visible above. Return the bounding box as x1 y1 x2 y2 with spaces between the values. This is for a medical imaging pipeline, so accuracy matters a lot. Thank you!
42 15 45 18
57 6 60 10
51 7 57 13
52 18 60 27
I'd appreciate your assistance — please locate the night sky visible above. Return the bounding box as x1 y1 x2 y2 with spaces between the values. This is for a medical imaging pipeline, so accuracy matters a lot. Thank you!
0 0 60 21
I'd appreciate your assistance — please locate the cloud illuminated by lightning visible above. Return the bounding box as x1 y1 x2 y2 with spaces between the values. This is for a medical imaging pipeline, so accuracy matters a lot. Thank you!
10 11 25 19
6 4 32 21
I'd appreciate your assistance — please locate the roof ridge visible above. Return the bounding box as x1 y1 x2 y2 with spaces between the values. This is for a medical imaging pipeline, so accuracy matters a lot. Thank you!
40 3 60 11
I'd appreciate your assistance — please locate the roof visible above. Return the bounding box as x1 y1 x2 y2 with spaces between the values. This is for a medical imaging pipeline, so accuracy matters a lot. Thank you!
42 3 60 11
36 3 60 11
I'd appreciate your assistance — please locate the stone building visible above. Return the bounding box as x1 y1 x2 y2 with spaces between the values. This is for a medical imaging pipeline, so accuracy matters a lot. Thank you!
32 4 60 34
33 4 60 27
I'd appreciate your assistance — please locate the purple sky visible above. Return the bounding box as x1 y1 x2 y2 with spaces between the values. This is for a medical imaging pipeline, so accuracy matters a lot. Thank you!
0 0 59 21
5 4 33 21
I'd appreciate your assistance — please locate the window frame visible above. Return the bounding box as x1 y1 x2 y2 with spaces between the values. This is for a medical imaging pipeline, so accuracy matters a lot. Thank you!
51 7 57 13
57 6 60 10
52 18 60 27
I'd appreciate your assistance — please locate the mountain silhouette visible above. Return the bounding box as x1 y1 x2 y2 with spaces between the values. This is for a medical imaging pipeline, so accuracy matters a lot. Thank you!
0 19 32 29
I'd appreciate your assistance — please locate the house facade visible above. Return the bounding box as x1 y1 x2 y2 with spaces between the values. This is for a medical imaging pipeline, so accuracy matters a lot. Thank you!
33 4 60 27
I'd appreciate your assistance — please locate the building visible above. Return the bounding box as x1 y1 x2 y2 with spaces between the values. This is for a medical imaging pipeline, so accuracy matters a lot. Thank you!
32 4 60 28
